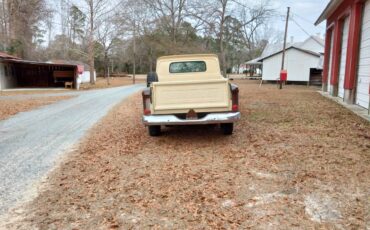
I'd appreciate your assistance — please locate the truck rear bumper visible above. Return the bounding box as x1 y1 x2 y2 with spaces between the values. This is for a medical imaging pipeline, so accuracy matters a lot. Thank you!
143 112 241 126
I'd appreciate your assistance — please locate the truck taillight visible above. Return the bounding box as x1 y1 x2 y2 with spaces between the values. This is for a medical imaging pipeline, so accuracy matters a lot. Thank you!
231 86 239 112
142 89 151 115
144 108 151 115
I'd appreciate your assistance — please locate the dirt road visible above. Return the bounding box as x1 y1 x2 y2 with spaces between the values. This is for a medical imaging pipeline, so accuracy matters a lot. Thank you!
0 84 143 216
3 81 370 229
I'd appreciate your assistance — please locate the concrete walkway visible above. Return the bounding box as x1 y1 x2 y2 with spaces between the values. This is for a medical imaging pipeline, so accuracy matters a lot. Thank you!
0 84 144 215
319 91 370 122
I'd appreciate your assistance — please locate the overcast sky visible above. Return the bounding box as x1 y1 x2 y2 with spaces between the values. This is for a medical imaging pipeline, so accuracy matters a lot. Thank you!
269 0 330 42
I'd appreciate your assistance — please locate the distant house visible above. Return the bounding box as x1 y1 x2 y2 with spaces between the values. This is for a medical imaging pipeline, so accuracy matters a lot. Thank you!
316 0 370 110
232 63 247 74
245 58 262 77
257 36 325 84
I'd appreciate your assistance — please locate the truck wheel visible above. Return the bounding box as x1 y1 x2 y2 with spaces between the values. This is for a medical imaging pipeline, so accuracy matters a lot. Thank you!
221 123 233 135
147 72 158 87
148 125 161 136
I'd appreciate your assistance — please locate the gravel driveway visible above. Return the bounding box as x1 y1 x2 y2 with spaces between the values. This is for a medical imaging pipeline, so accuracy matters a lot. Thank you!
0 84 143 215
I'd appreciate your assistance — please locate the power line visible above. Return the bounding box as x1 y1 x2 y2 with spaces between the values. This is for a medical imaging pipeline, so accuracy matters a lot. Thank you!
291 12 325 29
291 17 324 45
291 18 311 37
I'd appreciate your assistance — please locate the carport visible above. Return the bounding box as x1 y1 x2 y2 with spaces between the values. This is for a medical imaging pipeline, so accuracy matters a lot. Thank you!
0 58 78 90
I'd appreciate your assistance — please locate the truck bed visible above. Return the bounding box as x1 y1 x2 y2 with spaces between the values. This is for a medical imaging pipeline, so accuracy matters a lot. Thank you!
152 79 231 114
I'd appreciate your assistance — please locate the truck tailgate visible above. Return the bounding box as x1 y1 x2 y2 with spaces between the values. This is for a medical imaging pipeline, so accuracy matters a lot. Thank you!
152 79 230 114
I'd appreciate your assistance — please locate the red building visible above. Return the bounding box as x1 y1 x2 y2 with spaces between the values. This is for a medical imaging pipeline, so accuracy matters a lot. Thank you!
316 0 370 110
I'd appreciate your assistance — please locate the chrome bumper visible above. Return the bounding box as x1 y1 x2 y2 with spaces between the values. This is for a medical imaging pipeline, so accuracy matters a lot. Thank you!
143 112 241 126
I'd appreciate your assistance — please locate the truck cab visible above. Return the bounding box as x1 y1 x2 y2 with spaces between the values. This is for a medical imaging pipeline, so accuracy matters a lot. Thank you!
142 54 240 136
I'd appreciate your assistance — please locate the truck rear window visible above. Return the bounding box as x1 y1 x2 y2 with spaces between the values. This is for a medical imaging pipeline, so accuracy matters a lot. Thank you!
169 61 206 73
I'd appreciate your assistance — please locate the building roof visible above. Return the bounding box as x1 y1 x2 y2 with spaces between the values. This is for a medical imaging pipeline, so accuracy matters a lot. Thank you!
260 36 324 59
48 60 90 70
250 35 324 63
0 52 20 60
2 58 78 68
258 46 321 61
260 42 301 59
245 57 262 65
315 0 344 25
302 35 325 47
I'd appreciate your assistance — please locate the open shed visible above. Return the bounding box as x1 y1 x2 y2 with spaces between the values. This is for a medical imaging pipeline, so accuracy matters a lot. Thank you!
0 55 78 90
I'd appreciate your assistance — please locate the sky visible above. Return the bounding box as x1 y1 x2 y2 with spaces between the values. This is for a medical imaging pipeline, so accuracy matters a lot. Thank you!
269 0 330 42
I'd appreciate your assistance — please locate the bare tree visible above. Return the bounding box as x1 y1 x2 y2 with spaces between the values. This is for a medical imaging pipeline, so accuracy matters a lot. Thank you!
0 0 9 50
2 0 50 57
188 0 273 76
237 1 273 55
69 5 86 45
84 0 109 84
96 12 125 83
188 0 232 76
118 0 151 81
143 0 187 46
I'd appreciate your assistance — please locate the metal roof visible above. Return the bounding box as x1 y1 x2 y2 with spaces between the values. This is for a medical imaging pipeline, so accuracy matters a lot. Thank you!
0 52 20 60
315 0 344 25
1 58 78 68
245 58 262 65
258 46 321 61
48 60 90 70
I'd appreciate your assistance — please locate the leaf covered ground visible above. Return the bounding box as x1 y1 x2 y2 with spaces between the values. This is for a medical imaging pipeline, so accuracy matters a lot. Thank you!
0 96 73 120
80 77 145 90
4 80 370 229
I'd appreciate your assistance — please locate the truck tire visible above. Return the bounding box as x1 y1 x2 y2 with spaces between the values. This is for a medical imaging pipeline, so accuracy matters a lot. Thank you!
148 125 161 136
147 72 158 87
221 123 233 135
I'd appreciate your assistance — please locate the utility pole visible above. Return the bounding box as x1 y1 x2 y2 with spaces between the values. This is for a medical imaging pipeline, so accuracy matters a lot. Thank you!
133 20 136 85
107 58 110 85
280 7 290 90
111 59 114 74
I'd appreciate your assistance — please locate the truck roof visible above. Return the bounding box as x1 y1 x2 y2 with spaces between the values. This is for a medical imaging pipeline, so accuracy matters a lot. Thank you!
157 54 219 61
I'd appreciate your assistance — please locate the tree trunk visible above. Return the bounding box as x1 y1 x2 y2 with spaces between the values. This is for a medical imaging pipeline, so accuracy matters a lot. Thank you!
133 20 136 84
1 0 8 49
219 0 227 78
88 0 95 84
106 55 110 85
220 29 227 77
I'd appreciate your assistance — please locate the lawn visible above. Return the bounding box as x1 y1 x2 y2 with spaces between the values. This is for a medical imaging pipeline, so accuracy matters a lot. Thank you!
0 96 74 120
4 80 369 229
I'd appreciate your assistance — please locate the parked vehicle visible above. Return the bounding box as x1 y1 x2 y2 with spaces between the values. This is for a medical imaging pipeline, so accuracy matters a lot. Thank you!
142 54 240 136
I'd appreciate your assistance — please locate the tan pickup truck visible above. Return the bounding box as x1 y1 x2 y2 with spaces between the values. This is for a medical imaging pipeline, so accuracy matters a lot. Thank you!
142 54 240 136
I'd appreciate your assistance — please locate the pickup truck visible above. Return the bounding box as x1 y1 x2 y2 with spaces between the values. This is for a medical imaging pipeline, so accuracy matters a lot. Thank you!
142 54 240 136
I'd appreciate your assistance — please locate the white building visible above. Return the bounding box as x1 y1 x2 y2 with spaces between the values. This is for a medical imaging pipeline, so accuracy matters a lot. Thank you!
258 36 325 84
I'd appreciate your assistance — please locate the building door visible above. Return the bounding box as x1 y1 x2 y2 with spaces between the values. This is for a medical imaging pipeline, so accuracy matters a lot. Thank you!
338 17 350 98
327 32 335 93
357 0 370 109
